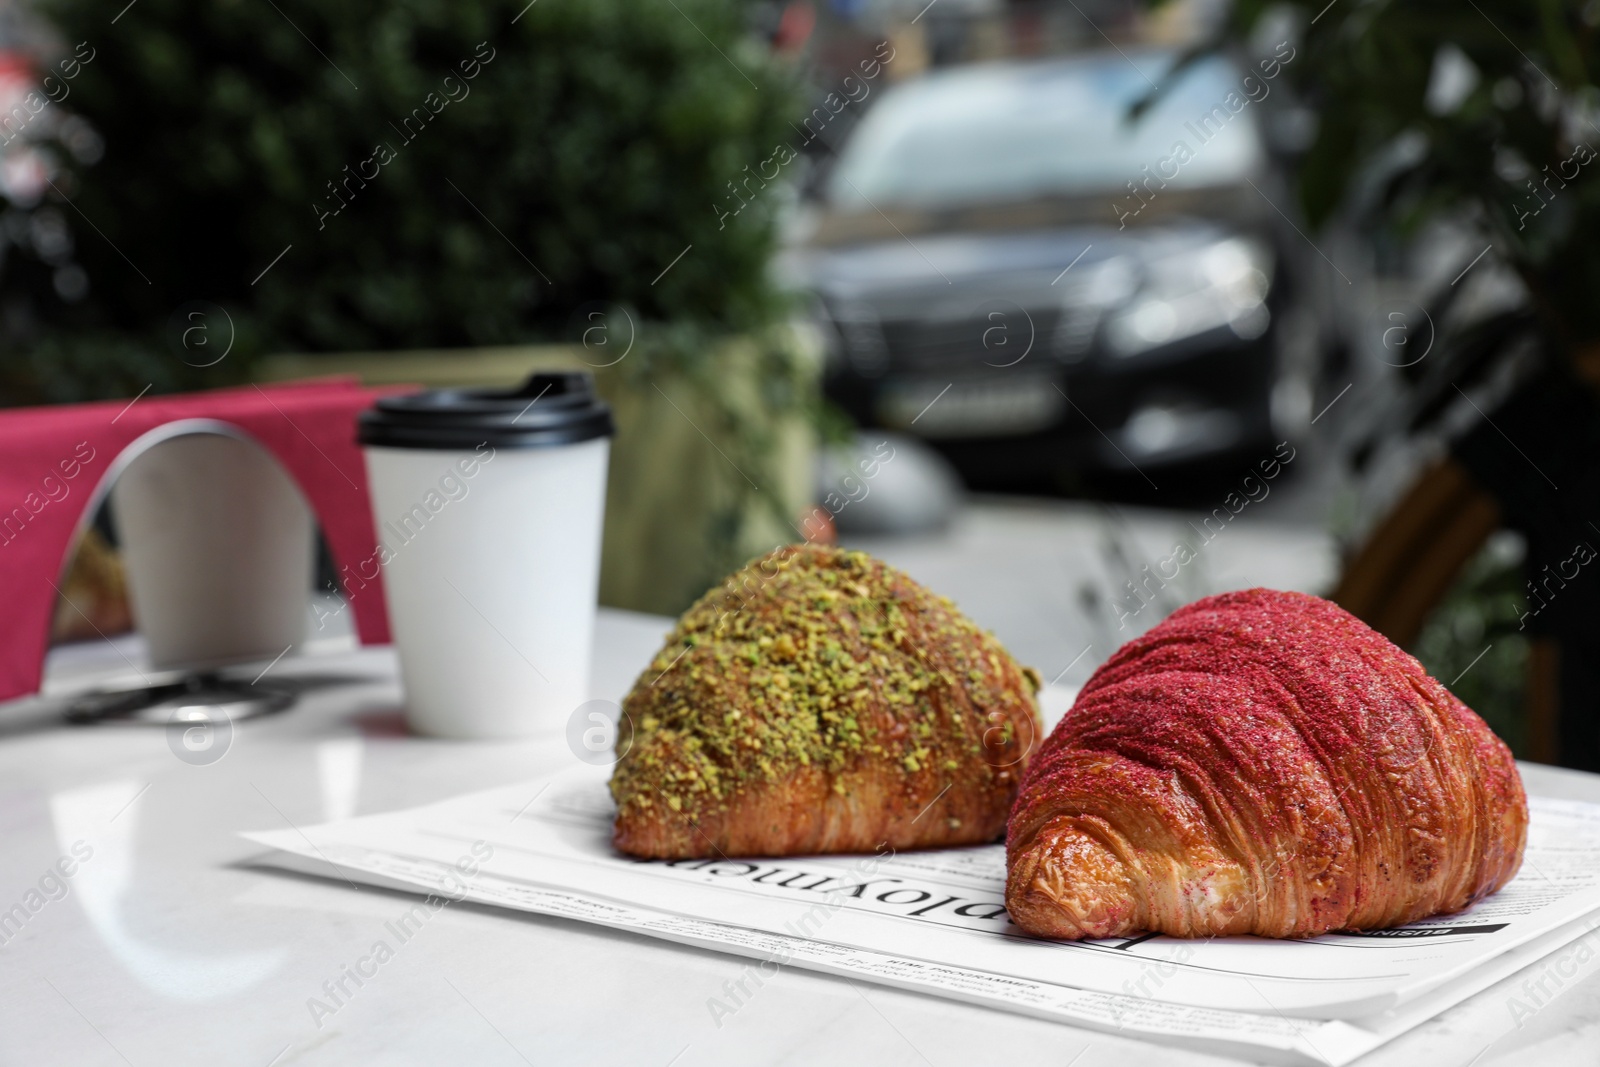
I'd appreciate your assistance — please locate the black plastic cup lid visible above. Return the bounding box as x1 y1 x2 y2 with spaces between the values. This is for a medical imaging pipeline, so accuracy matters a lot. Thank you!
358 371 615 450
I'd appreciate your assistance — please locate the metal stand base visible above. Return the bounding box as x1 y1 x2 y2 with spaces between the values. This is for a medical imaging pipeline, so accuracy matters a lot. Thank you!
65 671 296 725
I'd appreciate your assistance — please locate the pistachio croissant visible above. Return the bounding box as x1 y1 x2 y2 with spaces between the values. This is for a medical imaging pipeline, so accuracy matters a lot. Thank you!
610 545 1042 858
1006 588 1526 940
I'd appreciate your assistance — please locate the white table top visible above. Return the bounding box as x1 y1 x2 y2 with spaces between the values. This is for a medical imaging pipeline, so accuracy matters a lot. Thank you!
2 608 1596 1067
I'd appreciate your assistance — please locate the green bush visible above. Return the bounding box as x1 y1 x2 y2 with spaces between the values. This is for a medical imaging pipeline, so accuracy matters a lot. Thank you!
1 0 801 404
1212 0 1600 341
1411 537 1530 755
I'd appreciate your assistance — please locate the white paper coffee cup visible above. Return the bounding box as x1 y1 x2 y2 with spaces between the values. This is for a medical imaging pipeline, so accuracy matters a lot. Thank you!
359 373 614 739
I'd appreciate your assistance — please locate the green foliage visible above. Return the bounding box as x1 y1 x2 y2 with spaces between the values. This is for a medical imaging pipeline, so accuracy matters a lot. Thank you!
1412 537 1530 754
1182 0 1600 752
1214 0 1600 342
1 0 802 405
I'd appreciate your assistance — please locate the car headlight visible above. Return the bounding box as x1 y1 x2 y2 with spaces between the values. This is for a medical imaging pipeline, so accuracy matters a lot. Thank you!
1103 238 1273 357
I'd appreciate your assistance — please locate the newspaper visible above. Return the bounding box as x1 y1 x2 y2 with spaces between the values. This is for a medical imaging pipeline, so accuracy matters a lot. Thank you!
243 767 1600 1066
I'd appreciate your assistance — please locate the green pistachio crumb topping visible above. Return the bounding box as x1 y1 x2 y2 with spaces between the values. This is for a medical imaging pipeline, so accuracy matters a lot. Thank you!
609 544 1041 824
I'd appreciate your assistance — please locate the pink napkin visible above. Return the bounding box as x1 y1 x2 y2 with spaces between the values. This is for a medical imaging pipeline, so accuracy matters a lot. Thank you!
0 377 397 702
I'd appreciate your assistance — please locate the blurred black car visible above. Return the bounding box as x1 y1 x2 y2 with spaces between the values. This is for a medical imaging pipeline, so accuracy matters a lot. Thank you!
785 48 1336 490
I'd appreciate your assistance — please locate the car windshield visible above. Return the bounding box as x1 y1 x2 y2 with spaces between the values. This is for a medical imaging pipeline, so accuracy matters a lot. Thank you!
826 52 1266 210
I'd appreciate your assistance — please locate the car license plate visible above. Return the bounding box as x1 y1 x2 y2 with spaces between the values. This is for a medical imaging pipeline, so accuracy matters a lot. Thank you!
878 376 1064 438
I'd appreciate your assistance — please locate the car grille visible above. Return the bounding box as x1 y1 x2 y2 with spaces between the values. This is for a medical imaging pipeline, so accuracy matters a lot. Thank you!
876 307 1066 372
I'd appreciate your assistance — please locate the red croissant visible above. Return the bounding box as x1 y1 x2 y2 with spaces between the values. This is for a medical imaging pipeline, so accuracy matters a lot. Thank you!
1006 588 1527 940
